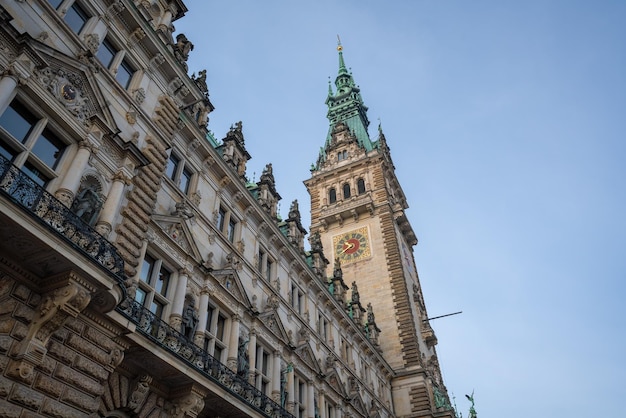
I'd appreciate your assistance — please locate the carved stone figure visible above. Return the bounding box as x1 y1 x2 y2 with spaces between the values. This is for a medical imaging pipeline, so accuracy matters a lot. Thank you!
71 184 103 225
237 339 249 377
351 281 360 303
181 300 198 339
173 33 194 70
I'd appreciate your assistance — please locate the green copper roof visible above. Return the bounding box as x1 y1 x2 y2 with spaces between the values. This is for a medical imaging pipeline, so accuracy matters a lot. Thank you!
324 40 376 152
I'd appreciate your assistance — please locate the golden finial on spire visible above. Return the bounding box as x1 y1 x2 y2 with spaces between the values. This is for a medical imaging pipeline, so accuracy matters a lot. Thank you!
337 34 343 51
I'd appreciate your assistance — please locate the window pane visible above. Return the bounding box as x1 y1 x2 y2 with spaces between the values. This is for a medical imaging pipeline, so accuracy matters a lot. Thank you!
116 60 134 89
228 219 236 242
166 154 179 180
357 178 366 194
64 3 89 34
96 38 116 68
155 266 170 296
140 255 155 283
329 188 336 204
22 161 48 186
0 102 36 143
217 207 226 231
48 0 63 9
343 184 351 199
150 299 164 317
180 168 192 193
214 345 223 361
216 314 226 341
32 130 65 169
135 287 147 305
0 140 17 161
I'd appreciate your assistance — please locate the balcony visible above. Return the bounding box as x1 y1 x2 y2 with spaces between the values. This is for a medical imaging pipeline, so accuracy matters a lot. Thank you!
117 298 294 418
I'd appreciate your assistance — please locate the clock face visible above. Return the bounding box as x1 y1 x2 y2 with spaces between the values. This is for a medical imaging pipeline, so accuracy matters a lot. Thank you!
334 228 371 263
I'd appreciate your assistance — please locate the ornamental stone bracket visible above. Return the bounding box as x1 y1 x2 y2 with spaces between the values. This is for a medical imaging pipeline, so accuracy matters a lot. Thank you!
7 270 95 383
166 385 208 418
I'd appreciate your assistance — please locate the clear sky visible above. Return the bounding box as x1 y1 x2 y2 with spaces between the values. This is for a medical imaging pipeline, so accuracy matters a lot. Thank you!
178 1 626 416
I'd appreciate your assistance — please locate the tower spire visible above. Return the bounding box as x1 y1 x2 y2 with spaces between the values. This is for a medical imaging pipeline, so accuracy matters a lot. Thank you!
317 38 374 168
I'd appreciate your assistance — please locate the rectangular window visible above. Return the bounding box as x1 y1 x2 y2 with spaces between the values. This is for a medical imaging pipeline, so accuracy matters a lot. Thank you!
116 59 135 89
216 206 238 243
291 283 304 314
0 100 68 186
217 206 226 232
137 253 171 319
166 152 194 194
96 38 117 69
205 305 228 361
294 375 306 418
47 0 64 9
64 2 90 34
256 346 272 395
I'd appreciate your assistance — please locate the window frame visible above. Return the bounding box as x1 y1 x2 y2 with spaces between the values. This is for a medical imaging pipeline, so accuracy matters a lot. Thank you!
216 205 239 243
204 303 230 362
328 187 336 204
357 178 366 195
0 99 70 187
136 252 173 320
342 183 351 199
166 151 195 194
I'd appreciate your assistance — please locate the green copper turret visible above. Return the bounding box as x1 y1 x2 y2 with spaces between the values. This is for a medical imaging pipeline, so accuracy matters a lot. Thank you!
324 40 375 152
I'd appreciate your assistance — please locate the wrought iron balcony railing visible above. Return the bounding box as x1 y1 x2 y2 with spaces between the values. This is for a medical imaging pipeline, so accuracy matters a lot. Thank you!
0 154 125 282
117 298 295 418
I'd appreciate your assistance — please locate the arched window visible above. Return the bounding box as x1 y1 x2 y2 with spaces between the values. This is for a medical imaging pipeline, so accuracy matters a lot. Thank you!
329 188 337 204
343 183 351 199
357 178 366 195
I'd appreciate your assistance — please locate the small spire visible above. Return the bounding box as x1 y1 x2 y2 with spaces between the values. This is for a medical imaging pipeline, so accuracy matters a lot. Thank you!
328 77 333 96
337 34 348 75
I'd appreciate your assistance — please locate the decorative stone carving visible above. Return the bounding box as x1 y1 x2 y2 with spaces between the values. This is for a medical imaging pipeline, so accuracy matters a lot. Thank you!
127 374 152 413
83 33 100 54
173 33 194 71
35 68 90 124
9 271 94 380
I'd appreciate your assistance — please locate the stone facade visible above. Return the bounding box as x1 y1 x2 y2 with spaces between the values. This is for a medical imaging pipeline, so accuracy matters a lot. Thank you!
0 1 451 418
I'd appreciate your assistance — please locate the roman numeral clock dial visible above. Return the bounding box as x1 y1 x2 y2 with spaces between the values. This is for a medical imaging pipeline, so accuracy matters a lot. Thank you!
333 227 371 263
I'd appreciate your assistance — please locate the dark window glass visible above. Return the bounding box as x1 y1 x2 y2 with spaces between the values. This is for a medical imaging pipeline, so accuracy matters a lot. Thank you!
0 102 36 143
96 38 117 68
216 314 226 340
64 3 89 34
214 345 223 360
180 167 192 193
357 178 366 194
140 254 155 283
32 129 65 169
48 0 64 9
329 188 336 204
166 154 179 180
116 60 134 89
228 218 236 242
22 161 48 186
150 299 164 317
343 183 351 199
0 141 17 161
217 207 226 231
155 266 170 296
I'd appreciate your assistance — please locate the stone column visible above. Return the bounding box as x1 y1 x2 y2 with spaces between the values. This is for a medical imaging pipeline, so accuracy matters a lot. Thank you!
0 54 34 114
194 285 210 346
247 328 257 384
95 171 130 236
307 380 315 418
286 366 294 413
319 390 326 418
54 139 94 206
226 314 240 371
169 269 189 330
272 350 282 403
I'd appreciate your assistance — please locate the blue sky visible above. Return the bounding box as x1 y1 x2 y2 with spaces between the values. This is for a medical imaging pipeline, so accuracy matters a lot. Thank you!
179 1 626 416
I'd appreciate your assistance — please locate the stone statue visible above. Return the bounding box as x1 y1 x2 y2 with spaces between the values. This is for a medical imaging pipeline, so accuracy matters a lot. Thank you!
366 302 375 324
181 300 198 339
288 199 300 220
192 69 208 94
351 281 360 303
310 231 323 252
173 33 193 70
72 184 102 226
237 339 249 377
333 258 342 279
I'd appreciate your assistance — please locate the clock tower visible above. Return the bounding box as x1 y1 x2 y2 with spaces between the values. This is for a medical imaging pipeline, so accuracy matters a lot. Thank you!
304 42 454 418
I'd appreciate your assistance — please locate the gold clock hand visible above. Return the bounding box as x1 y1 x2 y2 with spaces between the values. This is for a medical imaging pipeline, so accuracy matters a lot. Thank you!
341 242 354 254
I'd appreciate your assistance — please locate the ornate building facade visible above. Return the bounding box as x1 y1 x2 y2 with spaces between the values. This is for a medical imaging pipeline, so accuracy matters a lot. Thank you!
0 1 453 418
